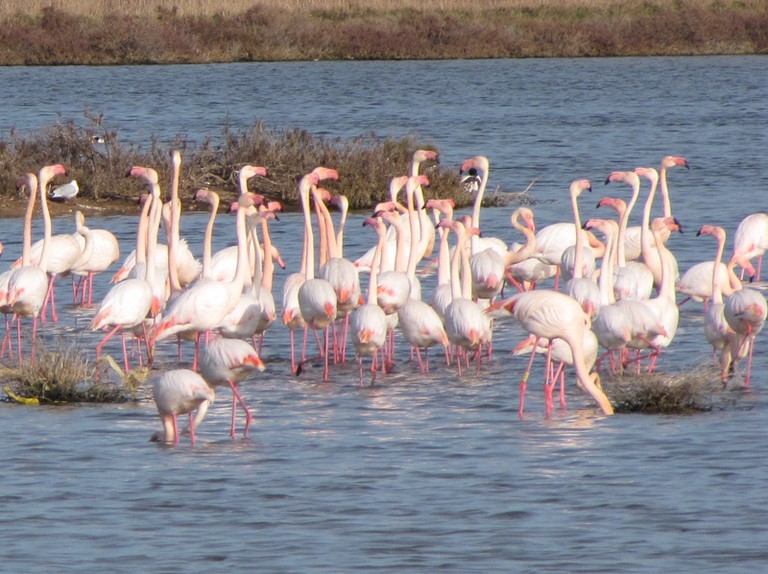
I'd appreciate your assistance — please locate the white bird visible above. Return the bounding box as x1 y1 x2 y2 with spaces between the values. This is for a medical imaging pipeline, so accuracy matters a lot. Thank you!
151 369 215 446
50 179 79 201
199 337 266 438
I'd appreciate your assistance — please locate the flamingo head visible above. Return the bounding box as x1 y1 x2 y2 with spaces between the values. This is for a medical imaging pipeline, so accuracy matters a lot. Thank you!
662 155 689 170
696 225 725 241
310 167 339 183
604 170 640 187
413 149 438 164
570 178 592 196
596 196 626 215
40 163 67 182
459 155 489 175
329 195 348 211
634 166 659 183
513 207 536 232
127 165 159 185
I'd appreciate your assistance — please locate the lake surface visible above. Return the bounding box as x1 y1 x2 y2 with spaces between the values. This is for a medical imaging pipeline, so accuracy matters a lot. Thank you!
1 56 768 573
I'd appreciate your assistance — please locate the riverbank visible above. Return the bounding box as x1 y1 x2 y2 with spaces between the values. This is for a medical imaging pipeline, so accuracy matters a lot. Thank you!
0 0 766 65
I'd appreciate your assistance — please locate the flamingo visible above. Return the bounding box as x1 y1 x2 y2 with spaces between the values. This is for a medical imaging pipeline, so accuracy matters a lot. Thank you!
151 369 215 446
316 187 361 360
494 289 614 416
297 169 341 380
676 258 742 308
723 272 767 387
511 329 599 416
349 217 389 384
70 211 120 306
604 171 654 301
251 203 281 352
5 170 54 363
459 155 509 256
218 209 278 342
585 218 665 373
426 198 455 322
165 150 202 289
199 337 266 438
697 225 742 383
641 216 682 371
730 213 768 281
558 179 601 320
1 173 38 359
10 167 82 323
442 219 491 375
471 206 537 301
91 166 164 372
635 166 680 289
150 172 266 364
607 156 688 262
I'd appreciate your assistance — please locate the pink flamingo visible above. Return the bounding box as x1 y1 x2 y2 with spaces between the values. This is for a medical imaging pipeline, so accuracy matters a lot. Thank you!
91 166 164 372
442 219 491 375
5 170 56 362
150 172 266 365
730 213 768 281
297 168 340 380
151 369 215 446
199 336 266 438
349 216 389 384
164 150 201 289
494 289 614 416
604 170 654 301
1 173 39 359
697 225 742 383
723 270 767 387
70 211 120 306
10 166 81 323
511 329 599 416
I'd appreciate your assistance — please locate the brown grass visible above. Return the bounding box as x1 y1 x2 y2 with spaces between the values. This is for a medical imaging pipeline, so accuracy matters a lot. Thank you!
602 365 725 414
0 1 765 64
0 114 505 213
0 336 131 404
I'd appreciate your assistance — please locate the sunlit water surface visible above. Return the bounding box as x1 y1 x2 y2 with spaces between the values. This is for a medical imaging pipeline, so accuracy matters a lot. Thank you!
1 56 767 572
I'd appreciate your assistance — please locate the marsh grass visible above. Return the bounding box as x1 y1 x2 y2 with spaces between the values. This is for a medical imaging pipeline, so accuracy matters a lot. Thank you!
0 115 496 212
0 1 765 65
602 364 725 414
0 337 132 404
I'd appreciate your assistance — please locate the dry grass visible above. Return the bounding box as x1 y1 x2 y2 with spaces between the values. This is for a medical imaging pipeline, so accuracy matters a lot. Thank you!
0 0 708 18
0 337 132 404
0 115 496 212
0 1 766 64
602 364 726 414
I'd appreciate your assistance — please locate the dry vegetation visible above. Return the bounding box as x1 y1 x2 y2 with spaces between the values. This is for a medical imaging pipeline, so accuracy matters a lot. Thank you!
0 0 765 64
0 337 131 403
0 114 492 213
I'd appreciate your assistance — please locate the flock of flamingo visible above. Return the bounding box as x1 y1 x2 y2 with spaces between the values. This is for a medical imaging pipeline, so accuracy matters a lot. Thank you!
1 149 766 444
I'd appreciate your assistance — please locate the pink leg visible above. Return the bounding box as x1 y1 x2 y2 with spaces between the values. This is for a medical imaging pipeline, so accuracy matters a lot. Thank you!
519 337 541 418
228 380 253 437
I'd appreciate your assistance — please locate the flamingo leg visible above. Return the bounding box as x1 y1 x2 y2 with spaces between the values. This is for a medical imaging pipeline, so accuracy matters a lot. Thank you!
227 380 253 437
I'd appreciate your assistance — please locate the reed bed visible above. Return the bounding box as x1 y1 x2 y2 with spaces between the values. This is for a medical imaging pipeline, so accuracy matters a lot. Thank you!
0 337 132 404
602 364 727 414
0 1 765 65
0 115 511 214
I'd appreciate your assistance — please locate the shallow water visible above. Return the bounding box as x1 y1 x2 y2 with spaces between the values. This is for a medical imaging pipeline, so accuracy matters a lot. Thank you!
1 56 768 572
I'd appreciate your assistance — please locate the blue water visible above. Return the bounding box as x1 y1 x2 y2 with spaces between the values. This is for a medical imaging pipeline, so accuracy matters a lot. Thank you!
1 56 767 573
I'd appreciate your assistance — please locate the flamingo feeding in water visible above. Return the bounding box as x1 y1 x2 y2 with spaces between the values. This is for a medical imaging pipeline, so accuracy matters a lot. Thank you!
199 337 266 438
151 369 215 446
